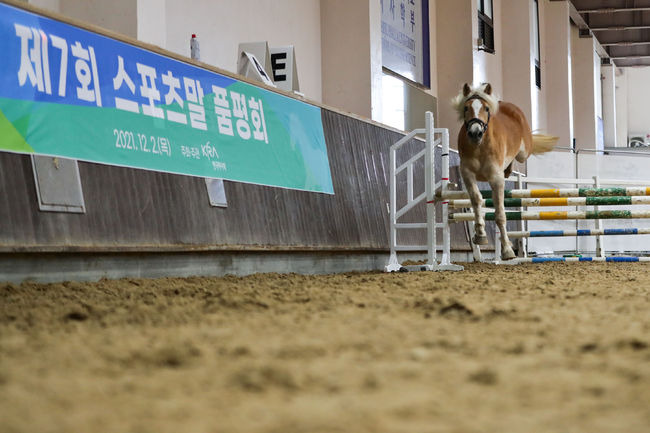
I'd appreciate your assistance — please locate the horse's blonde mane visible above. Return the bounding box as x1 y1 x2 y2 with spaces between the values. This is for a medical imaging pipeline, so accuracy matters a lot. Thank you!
451 83 500 121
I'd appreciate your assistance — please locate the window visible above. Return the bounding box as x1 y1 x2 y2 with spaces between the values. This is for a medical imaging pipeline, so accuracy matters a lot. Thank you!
478 0 494 53
533 0 541 88
380 0 430 88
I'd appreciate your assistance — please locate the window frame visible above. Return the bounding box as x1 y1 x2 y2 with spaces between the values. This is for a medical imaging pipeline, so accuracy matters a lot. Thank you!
478 0 495 54
533 0 541 89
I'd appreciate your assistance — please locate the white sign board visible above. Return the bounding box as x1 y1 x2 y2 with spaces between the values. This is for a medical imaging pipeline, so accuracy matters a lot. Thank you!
270 46 300 93
237 51 275 87
381 0 430 87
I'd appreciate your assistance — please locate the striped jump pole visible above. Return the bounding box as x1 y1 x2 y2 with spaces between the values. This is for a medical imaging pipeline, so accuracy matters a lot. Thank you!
439 186 650 200
449 195 650 208
513 256 650 263
449 209 650 222
508 228 650 238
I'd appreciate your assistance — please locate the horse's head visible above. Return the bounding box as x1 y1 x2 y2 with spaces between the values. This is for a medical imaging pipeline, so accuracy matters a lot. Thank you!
452 83 499 144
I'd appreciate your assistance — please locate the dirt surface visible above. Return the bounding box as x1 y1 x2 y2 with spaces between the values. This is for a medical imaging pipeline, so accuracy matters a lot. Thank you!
1 262 649 433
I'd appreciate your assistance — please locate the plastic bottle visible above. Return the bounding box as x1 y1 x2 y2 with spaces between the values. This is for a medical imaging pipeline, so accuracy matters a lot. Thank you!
190 34 200 61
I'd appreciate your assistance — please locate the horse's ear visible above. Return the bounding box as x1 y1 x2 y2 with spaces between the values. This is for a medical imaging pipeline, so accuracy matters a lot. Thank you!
463 83 471 97
484 83 492 95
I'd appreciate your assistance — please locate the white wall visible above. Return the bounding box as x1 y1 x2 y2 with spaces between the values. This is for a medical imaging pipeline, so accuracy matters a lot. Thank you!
137 0 166 48
472 0 503 93
625 67 650 136
29 0 137 38
27 0 60 12
615 68 629 147
63 0 137 38
163 0 322 102
601 63 617 147
29 0 322 102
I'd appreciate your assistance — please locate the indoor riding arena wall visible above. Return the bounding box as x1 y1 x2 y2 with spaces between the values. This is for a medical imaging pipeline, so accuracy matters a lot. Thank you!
1 106 512 283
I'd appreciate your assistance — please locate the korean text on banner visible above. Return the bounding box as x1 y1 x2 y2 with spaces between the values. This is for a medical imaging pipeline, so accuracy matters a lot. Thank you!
0 2 334 194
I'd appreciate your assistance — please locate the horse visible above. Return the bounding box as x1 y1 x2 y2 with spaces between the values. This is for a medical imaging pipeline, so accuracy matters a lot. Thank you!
452 83 558 260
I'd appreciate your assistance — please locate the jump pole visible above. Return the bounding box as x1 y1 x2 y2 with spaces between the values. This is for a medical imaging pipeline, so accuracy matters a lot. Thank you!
508 228 650 238
440 186 650 200
449 209 650 222
447 185 650 264
448 195 650 208
516 256 650 263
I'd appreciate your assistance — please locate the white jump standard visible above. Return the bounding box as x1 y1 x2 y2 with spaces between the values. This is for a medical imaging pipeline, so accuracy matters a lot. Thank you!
384 112 463 272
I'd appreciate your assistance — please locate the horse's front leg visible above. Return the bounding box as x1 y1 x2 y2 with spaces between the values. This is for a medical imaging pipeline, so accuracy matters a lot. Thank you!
461 168 487 245
489 174 516 260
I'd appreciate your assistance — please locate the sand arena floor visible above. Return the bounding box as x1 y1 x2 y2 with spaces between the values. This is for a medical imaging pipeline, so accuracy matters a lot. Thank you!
1 262 649 433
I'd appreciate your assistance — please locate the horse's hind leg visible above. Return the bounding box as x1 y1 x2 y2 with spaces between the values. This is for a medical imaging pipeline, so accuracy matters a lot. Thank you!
460 168 488 245
504 162 513 178
515 139 529 163
489 174 516 260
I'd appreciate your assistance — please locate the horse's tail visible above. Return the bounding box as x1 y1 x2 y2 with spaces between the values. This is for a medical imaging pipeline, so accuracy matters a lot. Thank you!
531 133 559 155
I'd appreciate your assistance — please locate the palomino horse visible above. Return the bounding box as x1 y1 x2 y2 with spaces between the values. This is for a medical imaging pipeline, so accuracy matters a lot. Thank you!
452 83 557 260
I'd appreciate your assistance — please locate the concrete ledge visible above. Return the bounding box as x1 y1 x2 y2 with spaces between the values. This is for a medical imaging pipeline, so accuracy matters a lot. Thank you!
0 251 393 284
0 251 485 283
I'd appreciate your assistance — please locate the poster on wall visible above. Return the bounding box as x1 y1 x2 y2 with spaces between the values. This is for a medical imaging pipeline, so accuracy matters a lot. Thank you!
0 1 334 194
380 0 430 87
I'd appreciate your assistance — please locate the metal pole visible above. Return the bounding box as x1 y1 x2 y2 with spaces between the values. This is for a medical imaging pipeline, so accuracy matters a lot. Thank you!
594 175 605 257
425 112 436 266
579 7 650 14
389 145 397 264
517 172 527 257
441 128 450 265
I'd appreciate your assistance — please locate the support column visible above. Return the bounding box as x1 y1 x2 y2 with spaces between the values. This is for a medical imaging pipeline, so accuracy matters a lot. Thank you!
601 62 617 147
571 28 599 151
501 0 533 123
435 0 473 149
615 69 629 148
321 0 376 119
545 1 573 149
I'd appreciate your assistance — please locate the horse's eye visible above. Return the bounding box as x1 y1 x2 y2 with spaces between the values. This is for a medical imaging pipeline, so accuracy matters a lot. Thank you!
486 107 490 113
464 107 468 112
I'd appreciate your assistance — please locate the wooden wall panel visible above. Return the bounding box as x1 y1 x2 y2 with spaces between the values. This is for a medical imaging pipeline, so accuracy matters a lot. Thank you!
0 110 491 254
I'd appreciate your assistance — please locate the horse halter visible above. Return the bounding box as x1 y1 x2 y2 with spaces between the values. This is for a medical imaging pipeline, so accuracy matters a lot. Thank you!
464 95 491 134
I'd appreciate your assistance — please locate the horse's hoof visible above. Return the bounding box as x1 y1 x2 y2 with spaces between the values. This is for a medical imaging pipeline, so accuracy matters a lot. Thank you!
501 248 516 260
473 235 488 245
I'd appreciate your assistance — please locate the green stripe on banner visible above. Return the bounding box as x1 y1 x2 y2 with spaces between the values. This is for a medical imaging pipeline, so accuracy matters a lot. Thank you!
0 103 34 153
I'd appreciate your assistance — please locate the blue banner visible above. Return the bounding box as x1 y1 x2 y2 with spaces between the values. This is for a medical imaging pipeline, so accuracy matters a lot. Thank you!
0 1 334 194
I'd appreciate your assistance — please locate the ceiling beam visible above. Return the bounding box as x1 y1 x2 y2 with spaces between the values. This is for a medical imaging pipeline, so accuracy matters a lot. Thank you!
611 54 650 59
578 7 650 14
601 40 650 46
562 0 610 59
590 24 650 31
